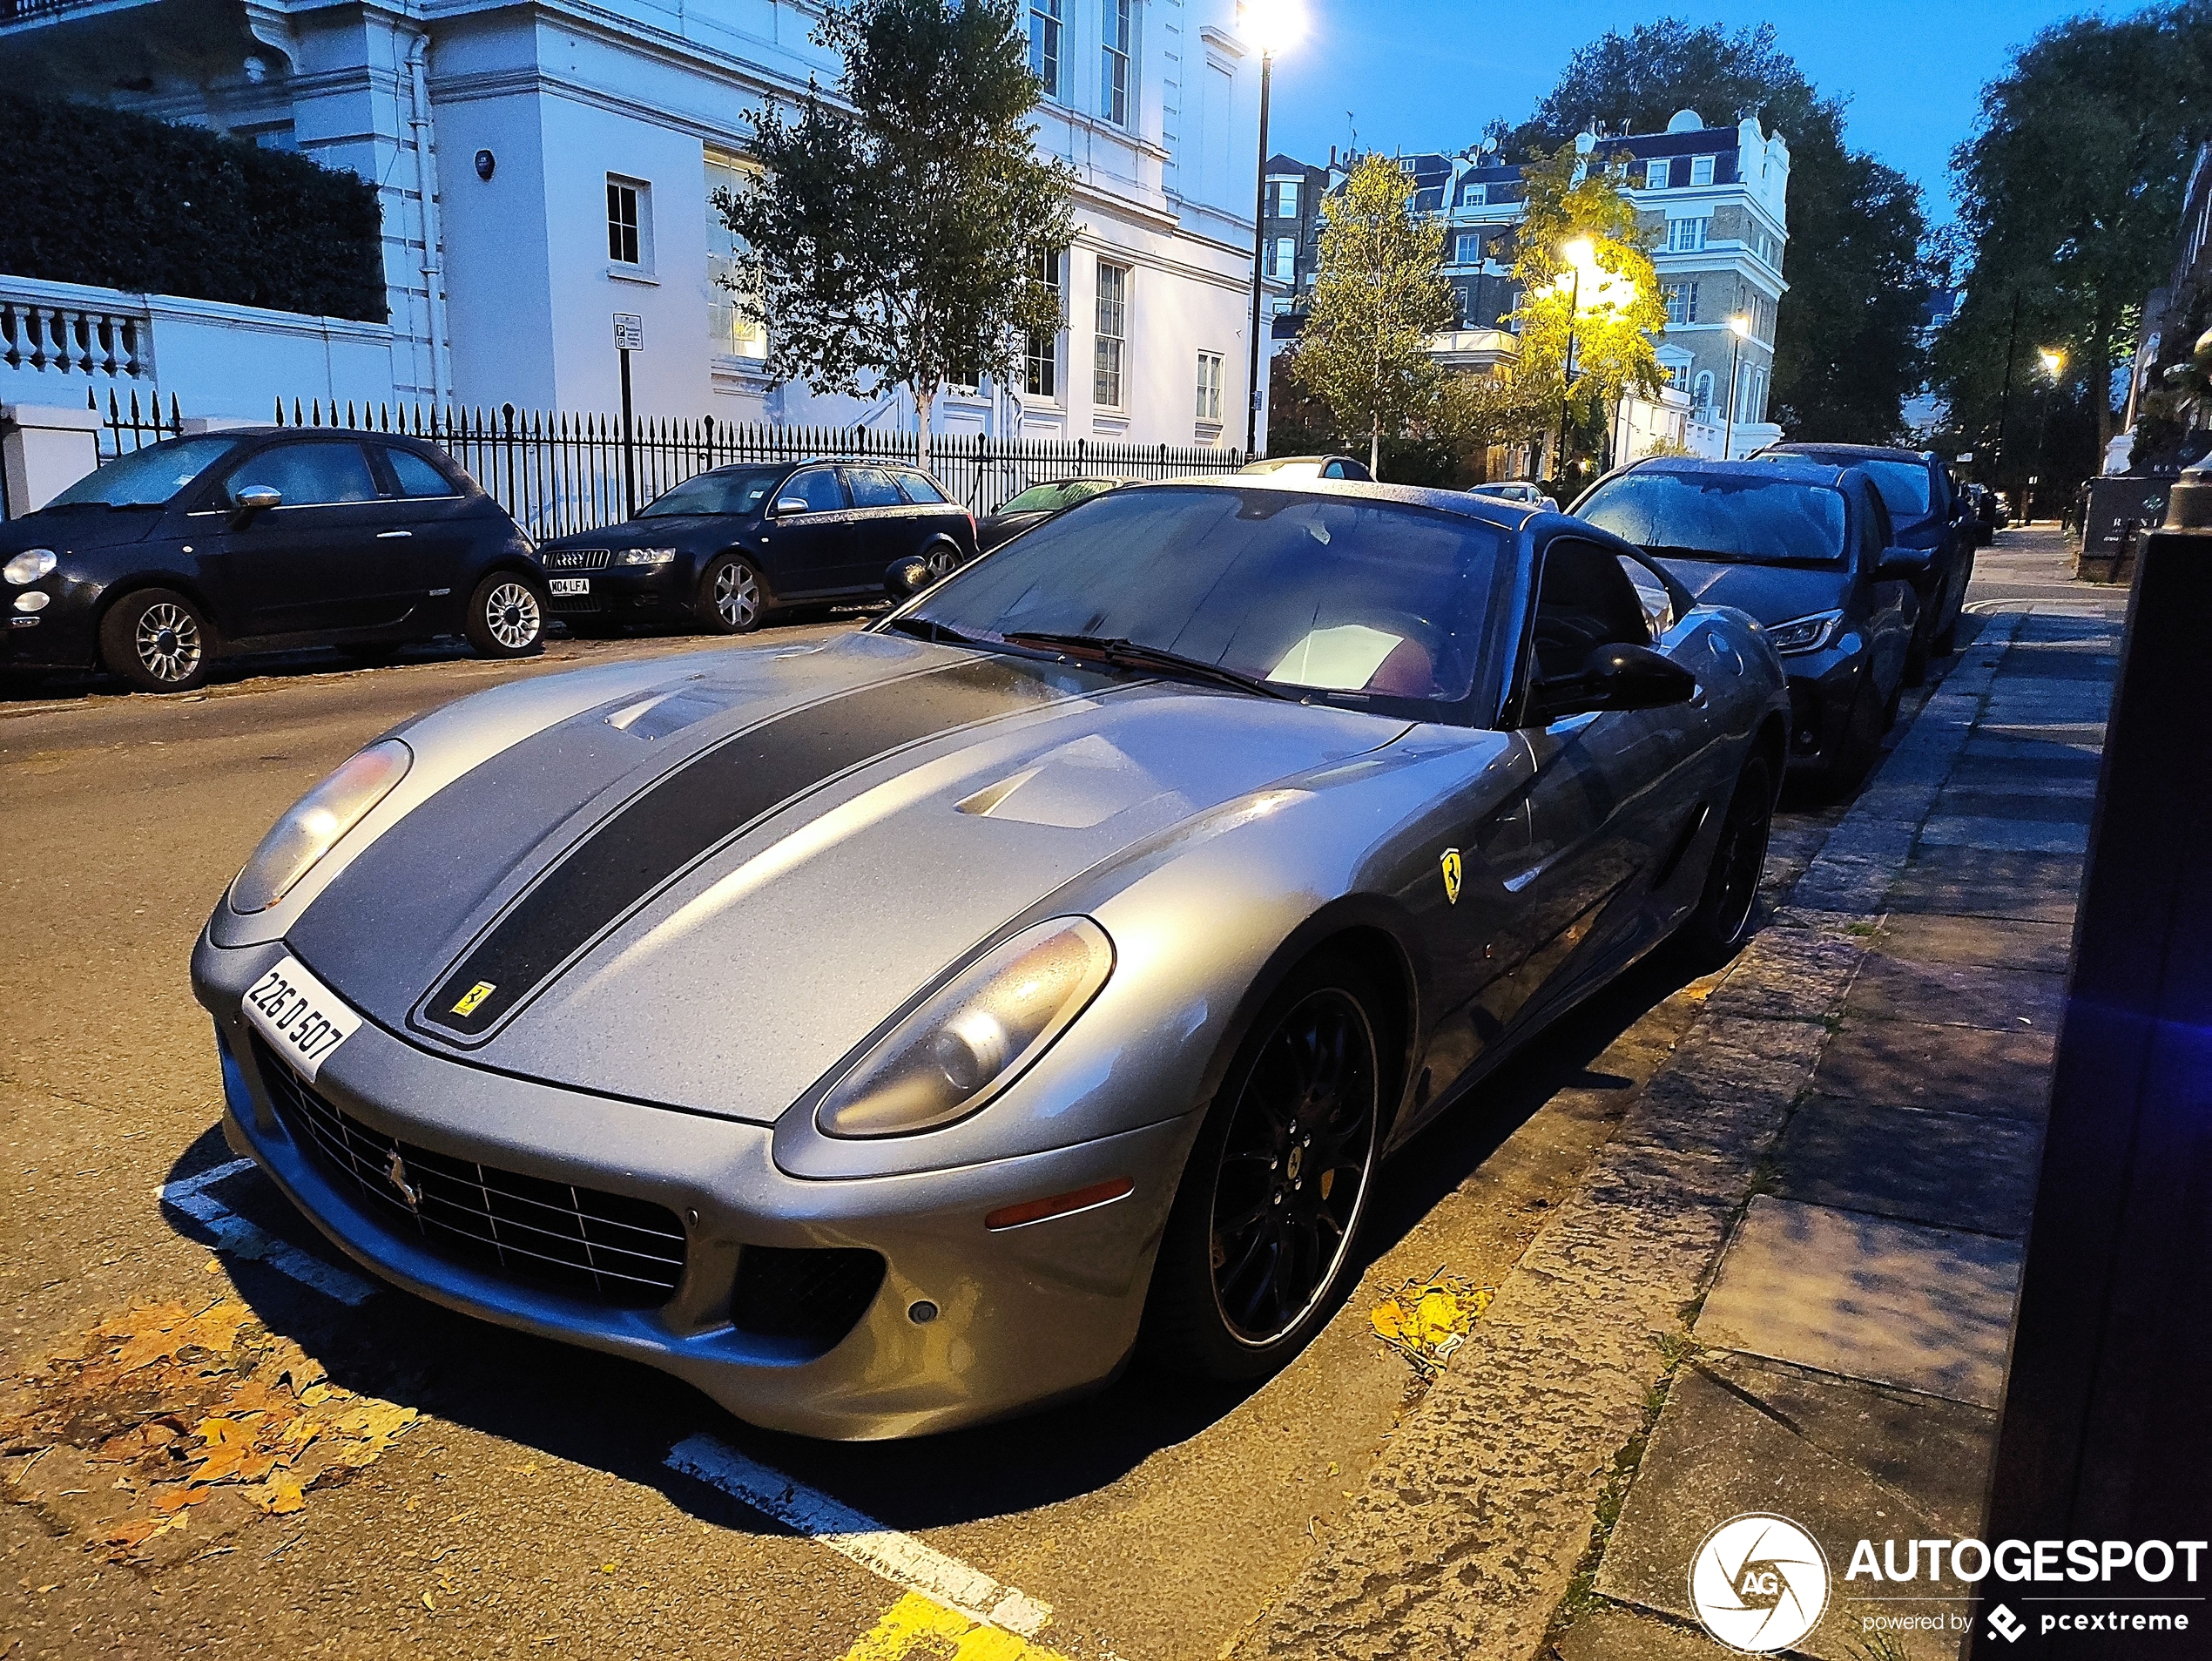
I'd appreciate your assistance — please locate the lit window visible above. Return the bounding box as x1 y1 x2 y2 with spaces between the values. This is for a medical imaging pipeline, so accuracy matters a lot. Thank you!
1103 0 1132 126
1029 0 1062 95
1026 248 1063 399
1690 154 1716 186
1667 217 1709 253
1094 260 1128 408
1644 159 1670 190
705 156 764 357
606 177 647 267
1196 351 1224 422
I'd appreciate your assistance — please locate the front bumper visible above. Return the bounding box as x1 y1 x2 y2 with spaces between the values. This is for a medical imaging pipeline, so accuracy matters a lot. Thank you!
192 930 1197 1440
1779 645 1872 773
1 577 98 671
543 559 696 623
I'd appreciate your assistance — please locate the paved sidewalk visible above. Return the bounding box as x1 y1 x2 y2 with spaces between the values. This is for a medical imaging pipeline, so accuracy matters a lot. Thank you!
1228 530 2122 1661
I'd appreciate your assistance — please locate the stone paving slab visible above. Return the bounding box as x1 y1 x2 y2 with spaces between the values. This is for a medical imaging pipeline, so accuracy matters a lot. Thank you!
1770 1097 2044 1236
1882 845 2084 923
1693 1197 2026 1408
1841 953 2067 1031
1592 1354 1997 1661
1927 788 2094 822
1807 1019 2056 1118
1874 913 2074 975
1916 814 2091 854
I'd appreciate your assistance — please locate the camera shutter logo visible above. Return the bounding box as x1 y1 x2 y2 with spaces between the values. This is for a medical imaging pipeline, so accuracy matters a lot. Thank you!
1688 1513 1831 1653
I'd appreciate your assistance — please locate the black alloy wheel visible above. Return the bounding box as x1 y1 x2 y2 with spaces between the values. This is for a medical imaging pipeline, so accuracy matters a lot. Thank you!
1678 753 1776 968
1145 957 1385 1379
100 587 212 693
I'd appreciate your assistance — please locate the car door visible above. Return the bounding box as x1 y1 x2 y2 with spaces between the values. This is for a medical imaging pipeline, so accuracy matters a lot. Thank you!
1857 483 1913 697
364 443 472 630
1496 537 1698 1027
895 469 974 557
754 465 852 598
840 465 920 591
194 439 402 638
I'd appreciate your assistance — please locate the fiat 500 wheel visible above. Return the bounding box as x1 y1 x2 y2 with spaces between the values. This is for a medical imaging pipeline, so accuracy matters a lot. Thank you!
465 574 545 658
99 588 212 692
1145 955 1385 1379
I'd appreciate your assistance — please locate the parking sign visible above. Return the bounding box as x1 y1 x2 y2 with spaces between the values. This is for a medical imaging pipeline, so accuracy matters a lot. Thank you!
612 313 645 352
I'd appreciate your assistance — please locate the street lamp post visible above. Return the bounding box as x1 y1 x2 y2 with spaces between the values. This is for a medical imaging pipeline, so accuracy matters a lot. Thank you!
1723 314 1750 461
1242 3 1301 458
2033 347 2066 523
1553 237 1592 489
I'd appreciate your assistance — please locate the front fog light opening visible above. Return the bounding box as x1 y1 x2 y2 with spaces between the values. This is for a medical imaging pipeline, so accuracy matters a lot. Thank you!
13 591 50 612
816 916 1115 1138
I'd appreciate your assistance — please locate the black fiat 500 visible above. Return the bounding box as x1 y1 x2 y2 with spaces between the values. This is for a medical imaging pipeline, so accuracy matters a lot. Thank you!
535 459 975 635
0 429 546 692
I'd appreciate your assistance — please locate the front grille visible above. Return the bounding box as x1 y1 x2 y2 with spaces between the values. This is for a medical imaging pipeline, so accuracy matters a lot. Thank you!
548 593 603 614
732 1246 885 1349
255 1038 686 1309
543 546 612 571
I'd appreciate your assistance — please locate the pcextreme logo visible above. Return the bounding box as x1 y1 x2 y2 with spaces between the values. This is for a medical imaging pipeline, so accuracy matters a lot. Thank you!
1689 1513 1831 1653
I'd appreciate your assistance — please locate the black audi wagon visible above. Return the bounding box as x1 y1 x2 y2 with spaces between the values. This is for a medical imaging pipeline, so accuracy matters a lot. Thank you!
0 429 546 692
535 459 976 635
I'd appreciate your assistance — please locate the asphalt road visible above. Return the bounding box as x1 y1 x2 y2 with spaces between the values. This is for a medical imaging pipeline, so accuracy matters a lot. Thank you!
0 555 2013 1659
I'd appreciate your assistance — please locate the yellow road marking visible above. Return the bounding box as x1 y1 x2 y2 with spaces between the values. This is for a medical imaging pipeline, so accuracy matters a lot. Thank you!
838 1592 1073 1661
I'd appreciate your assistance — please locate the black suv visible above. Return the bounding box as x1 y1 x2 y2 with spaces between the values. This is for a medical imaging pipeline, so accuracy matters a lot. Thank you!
536 459 975 635
0 429 545 692
1754 443 1975 679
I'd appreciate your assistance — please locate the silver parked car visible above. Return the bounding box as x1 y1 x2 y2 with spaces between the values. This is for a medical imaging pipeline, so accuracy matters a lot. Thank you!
192 477 1787 1440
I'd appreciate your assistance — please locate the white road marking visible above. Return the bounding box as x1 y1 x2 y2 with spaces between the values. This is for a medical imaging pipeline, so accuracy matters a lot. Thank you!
158 1158 380 1307
666 1434 1055 1637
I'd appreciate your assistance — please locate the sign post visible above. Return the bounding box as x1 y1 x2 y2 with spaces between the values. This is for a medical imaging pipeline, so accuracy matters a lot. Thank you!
613 313 644 521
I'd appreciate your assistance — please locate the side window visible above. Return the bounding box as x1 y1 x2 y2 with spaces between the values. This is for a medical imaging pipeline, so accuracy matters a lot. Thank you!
1322 460 1346 478
1532 537 1652 680
898 472 948 505
381 447 459 498
782 468 846 512
844 467 904 509
226 442 380 508
1859 485 1886 566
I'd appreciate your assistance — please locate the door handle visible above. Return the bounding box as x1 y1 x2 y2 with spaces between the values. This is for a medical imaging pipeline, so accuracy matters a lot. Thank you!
376 530 413 539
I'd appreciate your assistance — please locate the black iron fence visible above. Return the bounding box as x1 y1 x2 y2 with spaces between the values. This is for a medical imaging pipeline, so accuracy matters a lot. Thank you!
86 388 1246 537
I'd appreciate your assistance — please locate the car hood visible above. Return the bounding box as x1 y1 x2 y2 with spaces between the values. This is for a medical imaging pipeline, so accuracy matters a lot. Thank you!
1655 558 1851 627
976 509 1050 549
1 506 165 553
539 515 742 550
286 631 1410 1122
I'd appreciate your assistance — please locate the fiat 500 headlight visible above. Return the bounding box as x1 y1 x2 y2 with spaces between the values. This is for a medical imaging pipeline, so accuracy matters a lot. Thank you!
816 917 1115 1138
615 547 678 566
4 549 57 585
228 739 412 914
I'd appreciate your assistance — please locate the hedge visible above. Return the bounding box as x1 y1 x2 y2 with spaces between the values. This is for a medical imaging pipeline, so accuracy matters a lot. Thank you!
0 92 387 322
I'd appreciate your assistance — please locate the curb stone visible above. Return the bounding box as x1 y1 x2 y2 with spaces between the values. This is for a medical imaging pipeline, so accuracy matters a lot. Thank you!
1226 614 2025 1661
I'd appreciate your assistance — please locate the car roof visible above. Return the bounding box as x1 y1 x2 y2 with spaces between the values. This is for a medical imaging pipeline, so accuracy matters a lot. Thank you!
1763 442 1934 466
1623 455 1855 490
1123 472 1538 532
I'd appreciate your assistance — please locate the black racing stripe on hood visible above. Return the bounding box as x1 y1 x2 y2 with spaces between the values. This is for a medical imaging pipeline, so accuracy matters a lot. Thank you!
415 656 1089 1043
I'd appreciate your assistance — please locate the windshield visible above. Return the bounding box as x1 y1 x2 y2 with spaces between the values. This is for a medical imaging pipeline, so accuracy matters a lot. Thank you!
44 436 239 508
637 467 782 518
1242 458 1325 477
1776 451 1932 519
896 486 1512 712
1577 470 1848 565
1001 480 1116 515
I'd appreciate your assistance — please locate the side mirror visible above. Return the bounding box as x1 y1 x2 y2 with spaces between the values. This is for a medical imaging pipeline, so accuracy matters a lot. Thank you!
773 496 812 516
885 555 933 601
1876 545 1932 580
233 484 282 513
1529 643 1697 724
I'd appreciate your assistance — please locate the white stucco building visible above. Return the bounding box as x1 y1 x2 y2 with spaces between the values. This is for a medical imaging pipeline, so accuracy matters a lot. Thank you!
0 0 1265 449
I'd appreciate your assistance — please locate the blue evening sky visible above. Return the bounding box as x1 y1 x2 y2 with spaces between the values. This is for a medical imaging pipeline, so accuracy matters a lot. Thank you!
1266 1 2097 223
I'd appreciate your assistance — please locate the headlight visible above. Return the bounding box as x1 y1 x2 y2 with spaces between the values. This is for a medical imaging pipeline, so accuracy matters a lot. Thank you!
816 917 1115 1138
14 591 50 612
1764 610 1844 655
4 549 57 585
228 739 412 914
615 547 678 566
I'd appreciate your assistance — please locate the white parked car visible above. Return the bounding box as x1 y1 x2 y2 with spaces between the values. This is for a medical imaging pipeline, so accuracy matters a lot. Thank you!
1469 481 1560 512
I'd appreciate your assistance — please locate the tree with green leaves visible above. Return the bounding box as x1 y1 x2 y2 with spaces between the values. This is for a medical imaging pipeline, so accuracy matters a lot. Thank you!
1287 154 1459 478
1504 144 1668 479
1514 19 1932 444
718 0 1076 471
1935 3 2212 480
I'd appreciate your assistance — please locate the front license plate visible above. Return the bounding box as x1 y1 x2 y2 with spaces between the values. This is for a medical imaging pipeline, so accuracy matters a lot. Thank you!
243 955 361 1082
549 577 591 597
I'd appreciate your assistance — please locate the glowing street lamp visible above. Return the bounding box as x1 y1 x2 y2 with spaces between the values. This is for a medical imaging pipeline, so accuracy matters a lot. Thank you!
1552 239 1598 485
1243 0 1305 456
1723 313 1751 461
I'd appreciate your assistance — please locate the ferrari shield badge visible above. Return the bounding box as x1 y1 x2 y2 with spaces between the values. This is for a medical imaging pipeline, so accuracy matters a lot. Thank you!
451 981 496 1018
1440 847 1464 906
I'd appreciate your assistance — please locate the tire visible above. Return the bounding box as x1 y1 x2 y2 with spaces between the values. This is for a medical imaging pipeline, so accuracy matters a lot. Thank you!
1815 675 1885 802
464 572 546 658
697 553 766 634
922 540 961 580
1676 752 1777 969
1143 955 1386 1381
1903 629 1931 687
99 588 213 693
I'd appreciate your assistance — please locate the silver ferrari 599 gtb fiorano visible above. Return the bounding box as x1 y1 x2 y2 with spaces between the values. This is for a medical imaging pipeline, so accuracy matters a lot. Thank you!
192 477 1789 1439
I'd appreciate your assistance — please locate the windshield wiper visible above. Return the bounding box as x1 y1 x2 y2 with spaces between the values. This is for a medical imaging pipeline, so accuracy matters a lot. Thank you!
1000 631 1296 700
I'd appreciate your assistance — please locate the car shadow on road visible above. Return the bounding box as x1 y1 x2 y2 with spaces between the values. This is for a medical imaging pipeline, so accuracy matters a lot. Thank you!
157 928 1718 1542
